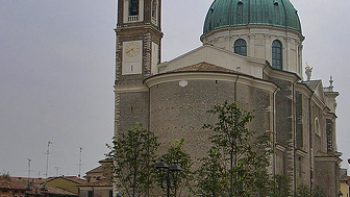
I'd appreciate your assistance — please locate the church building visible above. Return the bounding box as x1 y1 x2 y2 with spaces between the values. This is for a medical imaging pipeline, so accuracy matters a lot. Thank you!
114 0 341 195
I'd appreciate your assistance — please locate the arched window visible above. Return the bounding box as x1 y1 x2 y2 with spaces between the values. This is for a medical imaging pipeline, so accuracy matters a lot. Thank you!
272 40 283 70
129 0 139 16
234 39 247 56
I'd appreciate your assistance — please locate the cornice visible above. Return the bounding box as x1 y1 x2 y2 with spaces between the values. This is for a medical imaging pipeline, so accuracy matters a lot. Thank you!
116 24 161 33
114 85 148 93
145 71 278 93
201 25 304 42
263 65 301 83
295 83 313 97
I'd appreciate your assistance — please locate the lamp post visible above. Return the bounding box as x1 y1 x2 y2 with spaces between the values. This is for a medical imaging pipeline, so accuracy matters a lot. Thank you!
155 160 182 197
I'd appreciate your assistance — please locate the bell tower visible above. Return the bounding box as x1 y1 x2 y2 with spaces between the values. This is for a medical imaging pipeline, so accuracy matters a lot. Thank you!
116 0 162 77
115 0 162 135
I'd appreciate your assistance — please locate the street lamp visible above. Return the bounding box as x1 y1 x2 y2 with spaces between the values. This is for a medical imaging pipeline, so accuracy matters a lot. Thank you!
155 160 182 197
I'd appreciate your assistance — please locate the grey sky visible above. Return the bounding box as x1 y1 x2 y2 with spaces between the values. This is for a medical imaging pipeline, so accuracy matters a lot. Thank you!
0 0 349 177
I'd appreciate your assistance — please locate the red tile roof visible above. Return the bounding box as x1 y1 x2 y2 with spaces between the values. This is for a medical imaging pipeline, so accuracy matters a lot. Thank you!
0 178 26 190
79 178 112 187
0 176 78 196
172 62 239 73
86 166 104 174
47 176 86 185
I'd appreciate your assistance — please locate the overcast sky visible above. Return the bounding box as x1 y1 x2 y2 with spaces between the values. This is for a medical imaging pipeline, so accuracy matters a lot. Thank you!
0 0 349 177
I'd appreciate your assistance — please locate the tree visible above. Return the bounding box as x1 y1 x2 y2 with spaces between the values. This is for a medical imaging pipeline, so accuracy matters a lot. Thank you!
311 187 326 197
195 147 228 196
271 175 291 197
159 139 192 197
197 101 274 196
296 185 312 197
108 125 159 197
296 185 326 197
241 134 273 196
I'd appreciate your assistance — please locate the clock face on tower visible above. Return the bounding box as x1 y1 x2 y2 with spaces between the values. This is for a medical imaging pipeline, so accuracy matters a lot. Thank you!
125 42 141 57
122 40 143 75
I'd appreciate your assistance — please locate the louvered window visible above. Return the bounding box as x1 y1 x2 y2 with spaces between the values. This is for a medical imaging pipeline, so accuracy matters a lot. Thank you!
129 0 139 16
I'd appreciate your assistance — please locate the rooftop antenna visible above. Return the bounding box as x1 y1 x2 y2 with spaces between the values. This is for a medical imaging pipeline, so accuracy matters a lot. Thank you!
27 158 31 189
45 141 53 178
78 147 83 178
27 158 31 178
55 167 60 177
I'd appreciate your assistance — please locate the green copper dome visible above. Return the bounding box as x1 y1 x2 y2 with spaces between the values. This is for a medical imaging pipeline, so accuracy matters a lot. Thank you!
203 0 302 35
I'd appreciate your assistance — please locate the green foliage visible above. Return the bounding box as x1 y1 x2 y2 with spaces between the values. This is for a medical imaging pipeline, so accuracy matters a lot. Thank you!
203 101 254 158
296 185 311 197
160 139 192 197
108 125 159 197
197 101 275 196
271 175 291 197
296 185 327 197
195 147 228 196
311 187 326 197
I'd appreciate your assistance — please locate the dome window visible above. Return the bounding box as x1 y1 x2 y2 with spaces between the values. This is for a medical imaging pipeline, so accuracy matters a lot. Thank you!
234 39 247 56
236 1 244 24
272 40 283 70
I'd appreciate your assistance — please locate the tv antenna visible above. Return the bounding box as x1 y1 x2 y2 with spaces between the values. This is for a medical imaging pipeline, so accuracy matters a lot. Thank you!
45 141 53 178
27 158 31 188
27 158 31 178
78 147 83 178
55 167 60 176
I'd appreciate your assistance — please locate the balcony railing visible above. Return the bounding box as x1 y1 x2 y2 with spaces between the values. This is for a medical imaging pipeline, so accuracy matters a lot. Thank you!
128 15 139 22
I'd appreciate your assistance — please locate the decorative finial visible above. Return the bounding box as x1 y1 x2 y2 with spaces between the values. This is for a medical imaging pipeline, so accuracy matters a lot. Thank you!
305 63 313 81
329 76 334 91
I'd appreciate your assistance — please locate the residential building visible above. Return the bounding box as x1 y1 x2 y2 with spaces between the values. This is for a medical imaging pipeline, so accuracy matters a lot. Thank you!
79 159 113 197
0 175 80 197
339 169 349 197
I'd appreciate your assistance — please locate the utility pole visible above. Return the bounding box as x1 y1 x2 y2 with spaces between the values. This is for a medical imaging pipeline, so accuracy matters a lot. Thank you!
78 147 82 178
27 158 31 178
27 158 31 188
45 141 53 178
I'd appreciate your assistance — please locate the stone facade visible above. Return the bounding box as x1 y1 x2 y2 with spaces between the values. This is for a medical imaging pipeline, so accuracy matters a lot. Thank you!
146 71 275 159
114 0 341 196
201 27 304 78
